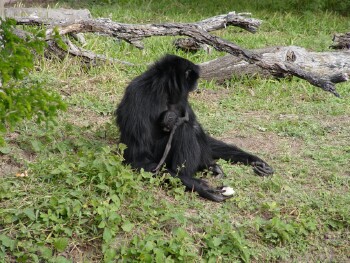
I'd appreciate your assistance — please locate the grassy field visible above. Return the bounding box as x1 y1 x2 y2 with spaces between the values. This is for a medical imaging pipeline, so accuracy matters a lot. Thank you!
1 0 350 262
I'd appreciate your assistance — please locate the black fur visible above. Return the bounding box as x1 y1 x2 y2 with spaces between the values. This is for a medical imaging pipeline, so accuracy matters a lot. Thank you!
159 109 179 132
116 54 273 202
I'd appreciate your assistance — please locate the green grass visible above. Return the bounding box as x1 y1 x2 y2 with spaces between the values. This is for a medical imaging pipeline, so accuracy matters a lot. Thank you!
1 0 350 262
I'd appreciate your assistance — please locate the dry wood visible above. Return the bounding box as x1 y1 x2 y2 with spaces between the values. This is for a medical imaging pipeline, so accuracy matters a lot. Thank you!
45 38 134 66
12 11 259 65
14 12 261 52
4 7 91 22
200 46 350 97
174 12 261 51
9 9 350 96
190 11 262 33
4 0 57 4
330 32 350 50
0 0 4 18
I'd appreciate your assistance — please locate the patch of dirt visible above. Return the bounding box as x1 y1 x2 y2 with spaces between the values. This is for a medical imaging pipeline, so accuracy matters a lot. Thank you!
191 87 231 103
65 106 110 128
220 131 304 156
0 155 21 177
61 241 101 263
319 115 350 136
1 132 37 177
0 148 35 177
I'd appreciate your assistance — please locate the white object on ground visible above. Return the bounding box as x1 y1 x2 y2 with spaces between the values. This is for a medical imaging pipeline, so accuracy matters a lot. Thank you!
222 186 235 196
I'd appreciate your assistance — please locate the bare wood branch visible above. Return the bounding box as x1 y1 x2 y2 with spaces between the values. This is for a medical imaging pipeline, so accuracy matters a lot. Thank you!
12 10 261 32
330 32 350 50
4 7 91 22
11 11 349 96
11 27 133 66
0 0 4 18
45 39 134 66
192 12 262 33
173 12 262 51
199 49 273 81
200 46 350 97
63 38 134 66
13 16 257 59
13 10 261 49
13 16 256 64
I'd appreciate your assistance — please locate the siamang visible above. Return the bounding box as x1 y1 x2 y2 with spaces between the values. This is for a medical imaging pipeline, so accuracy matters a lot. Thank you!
116 54 274 202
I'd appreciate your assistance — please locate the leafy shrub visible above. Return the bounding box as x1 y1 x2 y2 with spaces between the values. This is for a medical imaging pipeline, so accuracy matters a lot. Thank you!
119 228 197 262
202 223 251 263
254 216 317 245
0 18 66 145
0 144 143 261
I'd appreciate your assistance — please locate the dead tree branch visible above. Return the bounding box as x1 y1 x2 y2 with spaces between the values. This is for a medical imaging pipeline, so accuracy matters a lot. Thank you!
8 9 349 96
11 10 259 64
192 12 262 33
173 11 261 52
330 32 350 50
4 7 91 22
200 47 350 97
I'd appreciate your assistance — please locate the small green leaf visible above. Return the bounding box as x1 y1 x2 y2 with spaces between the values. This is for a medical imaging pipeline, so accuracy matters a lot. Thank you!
39 246 52 259
53 237 69 252
31 140 43 152
54 255 72 263
23 208 36 221
0 147 11 154
98 221 106 228
175 227 188 239
121 221 134 232
104 248 117 262
0 234 16 250
212 237 222 247
144 241 154 251
154 248 166 262
103 228 113 243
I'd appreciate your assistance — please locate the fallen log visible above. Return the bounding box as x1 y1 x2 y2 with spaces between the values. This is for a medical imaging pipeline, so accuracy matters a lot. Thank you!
4 7 91 22
11 11 262 65
173 11 261 52
8 9 350 96
200 46 350 89
330 32 350 50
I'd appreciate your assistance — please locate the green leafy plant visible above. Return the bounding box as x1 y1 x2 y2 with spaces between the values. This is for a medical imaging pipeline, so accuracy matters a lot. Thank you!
0 18 66 145
202 222 251 263
255 217 299 245
0 143 140 261
0 19 45 83
119 228 197 262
